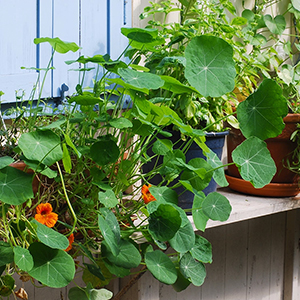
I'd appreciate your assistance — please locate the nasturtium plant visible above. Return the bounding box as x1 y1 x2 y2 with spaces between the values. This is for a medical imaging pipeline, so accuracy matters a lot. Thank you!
13 246 34 272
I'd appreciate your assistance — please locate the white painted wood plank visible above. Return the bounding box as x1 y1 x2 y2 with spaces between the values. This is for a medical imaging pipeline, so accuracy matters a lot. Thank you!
80 0 107 89
38 0 53 99
52 0 80 98
0 0 38 102
109 0 131 60
269 213 285 300
224 220 248 300
247 215 272 300
201 226 226 300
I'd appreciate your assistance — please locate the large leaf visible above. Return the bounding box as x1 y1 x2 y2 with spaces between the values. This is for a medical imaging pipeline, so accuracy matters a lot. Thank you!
179 252 206 286
102 239 141 269
292 0 300 11
0 242 14 266
185 35 236 97
145 250 177 285
149 186 178 205
18 130 63 166
90 139 120 166
237 79 288 140
0 157 14 169
232 136 276 188
33 220 69 250
202 192 232 222
28 242 75 288
0 166 33 205
148 204 182 241
13 246 34 272
34 37 80 53
118 68 164 91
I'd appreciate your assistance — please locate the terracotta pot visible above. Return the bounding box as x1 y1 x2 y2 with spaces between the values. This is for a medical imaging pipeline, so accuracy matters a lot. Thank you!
227 114 300 196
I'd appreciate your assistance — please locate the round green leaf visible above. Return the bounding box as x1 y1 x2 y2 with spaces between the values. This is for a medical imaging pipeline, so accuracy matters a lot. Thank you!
28 242 75 288
237 79 288 140
13 246 34 272
232 136 277 188
185 35 236 97
169 221 195 253
180 158 213 193
179 252 206 286
121 27 158 43
98 190 119 208
152 139 173 156
292 0 300 11
109 117 133 129
90 140 120 166
145 250 177 285
190 235 212 264
33 220 69 250
148 204 182 242
192 193 209 232
102 239 141 269
264 14 286 35
0 166 33 205
118 68 164 91
18 130 63 166
149 186 178 205
68 287 89 300
202 192 232 222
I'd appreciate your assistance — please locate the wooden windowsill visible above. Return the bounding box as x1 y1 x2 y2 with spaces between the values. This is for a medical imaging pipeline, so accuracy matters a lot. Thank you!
188 187 300 230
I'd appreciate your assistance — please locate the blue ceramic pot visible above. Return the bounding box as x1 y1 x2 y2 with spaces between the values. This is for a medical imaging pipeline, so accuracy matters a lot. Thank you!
143 130 229 210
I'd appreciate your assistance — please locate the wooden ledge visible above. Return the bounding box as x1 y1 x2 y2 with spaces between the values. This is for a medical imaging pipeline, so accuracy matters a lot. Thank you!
189 187 300 230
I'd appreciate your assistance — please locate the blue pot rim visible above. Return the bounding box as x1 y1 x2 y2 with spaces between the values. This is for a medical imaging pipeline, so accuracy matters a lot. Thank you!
205 130 229 138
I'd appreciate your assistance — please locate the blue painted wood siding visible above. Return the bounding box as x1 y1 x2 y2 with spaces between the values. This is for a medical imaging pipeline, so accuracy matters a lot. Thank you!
0 0 131 104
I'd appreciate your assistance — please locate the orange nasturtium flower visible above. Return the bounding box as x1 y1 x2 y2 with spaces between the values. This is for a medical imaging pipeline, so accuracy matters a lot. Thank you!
35 203 58 228
65 233 74 252
141 184 156 204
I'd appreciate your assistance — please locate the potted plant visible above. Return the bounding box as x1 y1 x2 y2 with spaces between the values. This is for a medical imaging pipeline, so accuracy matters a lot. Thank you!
225 0 300 196
0 25 288 300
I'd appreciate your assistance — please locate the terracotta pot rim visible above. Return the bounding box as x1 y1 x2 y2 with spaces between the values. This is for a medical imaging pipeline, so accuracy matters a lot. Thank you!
283 113 300 123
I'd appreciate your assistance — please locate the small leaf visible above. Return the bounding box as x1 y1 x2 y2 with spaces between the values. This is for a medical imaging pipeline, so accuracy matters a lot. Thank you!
190 235 212 264
264 14 286 35
149 186 178 205
98 190 119 208
192 194 209 232
148 204 181 241
0 275 15 297
34 37 80 54
145 250 177 285
202 192 232 221
33 220 69 250
13 246 34 272
109 118 133 129
206 150 228 187
180 252 206 286
102 239 141 269
83 263 105 281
